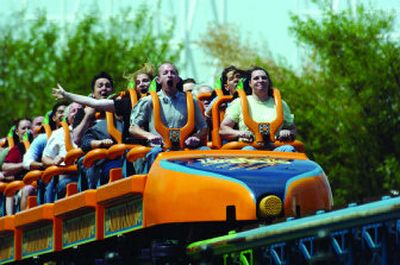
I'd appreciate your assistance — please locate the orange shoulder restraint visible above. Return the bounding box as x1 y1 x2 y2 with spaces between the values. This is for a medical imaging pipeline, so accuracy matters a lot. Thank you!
150 91 195 150
240 88 284 145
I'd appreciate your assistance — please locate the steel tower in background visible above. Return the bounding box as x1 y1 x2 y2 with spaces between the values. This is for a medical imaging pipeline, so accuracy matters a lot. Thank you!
154 0 228 82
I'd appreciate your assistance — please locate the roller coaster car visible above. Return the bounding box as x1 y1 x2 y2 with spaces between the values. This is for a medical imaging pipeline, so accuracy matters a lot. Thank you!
0 86 334 264
138 149 332 229
121 88 333 239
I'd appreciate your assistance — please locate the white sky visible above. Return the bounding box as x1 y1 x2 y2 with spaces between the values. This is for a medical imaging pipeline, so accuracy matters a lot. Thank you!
0 0 399 83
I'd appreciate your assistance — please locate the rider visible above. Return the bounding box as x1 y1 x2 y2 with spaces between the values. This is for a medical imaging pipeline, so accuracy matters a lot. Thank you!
129 62 209 173
219 66 296 151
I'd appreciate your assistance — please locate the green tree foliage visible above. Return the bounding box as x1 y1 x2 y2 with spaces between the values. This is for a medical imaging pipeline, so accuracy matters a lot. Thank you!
0 6 181 136
198 24 263 69
199 5 400 205
290 5 400 204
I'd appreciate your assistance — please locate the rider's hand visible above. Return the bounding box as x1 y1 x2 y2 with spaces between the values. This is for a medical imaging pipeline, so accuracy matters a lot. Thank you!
238 131 253 142
52 83 66 100
147 135 163 146
185 136 200 148
100 139 114 147
84 106 96 119
54 155 65 166
277 129 295 142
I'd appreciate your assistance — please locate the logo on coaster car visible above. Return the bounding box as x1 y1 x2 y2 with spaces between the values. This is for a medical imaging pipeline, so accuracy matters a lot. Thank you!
181 156 291 171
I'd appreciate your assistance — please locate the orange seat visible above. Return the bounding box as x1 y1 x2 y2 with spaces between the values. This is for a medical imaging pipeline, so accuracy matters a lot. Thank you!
82 111 137 170
2 129 35 214
22 138 30 154
82 112 121 168
41 121 82 186
104 107 140 161
127 87 140 106
240 88 283 144
20 110 54 188
80 91 142 185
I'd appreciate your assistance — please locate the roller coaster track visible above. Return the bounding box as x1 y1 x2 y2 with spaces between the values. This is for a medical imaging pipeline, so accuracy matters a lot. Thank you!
187 196 400 265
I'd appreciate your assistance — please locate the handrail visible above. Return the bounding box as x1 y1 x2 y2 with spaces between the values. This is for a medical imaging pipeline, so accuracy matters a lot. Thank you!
64 148 84 165
41 165 77 184
4 181 25 197
23 170 43 185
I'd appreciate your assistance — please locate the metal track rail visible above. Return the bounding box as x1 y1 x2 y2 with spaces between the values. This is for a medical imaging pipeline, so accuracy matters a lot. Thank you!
187 196 400 264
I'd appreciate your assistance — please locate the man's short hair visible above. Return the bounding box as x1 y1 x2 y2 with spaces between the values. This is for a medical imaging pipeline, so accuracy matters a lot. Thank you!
48 101 67 130
157 62 179 76
182 78 196 85
90 71 114 91
220 65 245 95
51 101 68 119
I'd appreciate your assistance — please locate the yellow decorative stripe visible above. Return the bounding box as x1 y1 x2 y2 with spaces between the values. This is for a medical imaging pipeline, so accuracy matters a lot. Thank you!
105 198 143 236
63 212 96 247
0 233 14 261
22 224 53 256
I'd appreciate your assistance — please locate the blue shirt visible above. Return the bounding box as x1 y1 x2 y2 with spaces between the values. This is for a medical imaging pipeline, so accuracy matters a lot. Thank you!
23 133 47 170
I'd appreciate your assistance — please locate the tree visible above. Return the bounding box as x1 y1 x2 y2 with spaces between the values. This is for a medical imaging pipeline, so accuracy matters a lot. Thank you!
0 5 181 136
290 5 400 204
198 24 265 69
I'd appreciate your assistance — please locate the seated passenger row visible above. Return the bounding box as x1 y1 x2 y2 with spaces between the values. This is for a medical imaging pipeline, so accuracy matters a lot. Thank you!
0 62 300 216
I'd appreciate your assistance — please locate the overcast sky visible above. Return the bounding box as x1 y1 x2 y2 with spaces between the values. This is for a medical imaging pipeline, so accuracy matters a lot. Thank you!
0 0 399 83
